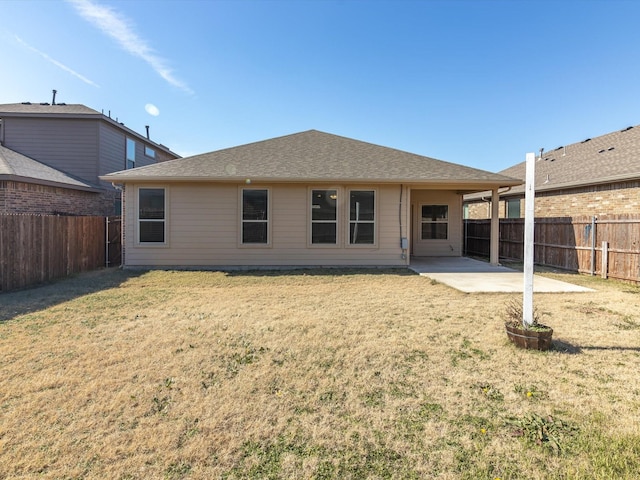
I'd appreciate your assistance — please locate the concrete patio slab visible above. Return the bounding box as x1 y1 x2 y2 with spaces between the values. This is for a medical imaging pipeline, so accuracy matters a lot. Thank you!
409 257 594 293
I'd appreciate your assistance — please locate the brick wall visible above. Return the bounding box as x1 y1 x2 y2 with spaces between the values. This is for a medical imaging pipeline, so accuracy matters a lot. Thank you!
465 181 640 219
0 181 120 216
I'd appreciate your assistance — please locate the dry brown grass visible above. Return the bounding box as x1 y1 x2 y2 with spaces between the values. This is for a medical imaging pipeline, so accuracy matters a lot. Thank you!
1 267 639 479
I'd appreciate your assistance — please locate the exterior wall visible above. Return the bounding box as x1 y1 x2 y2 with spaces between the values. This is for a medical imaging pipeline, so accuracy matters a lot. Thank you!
123 182 413 267
3 117 99 184
465 181 640 219
0 180 117 216
410 190 462 256
98 122 126 181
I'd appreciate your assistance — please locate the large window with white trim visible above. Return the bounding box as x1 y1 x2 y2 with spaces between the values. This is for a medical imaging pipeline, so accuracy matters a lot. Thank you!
242 189 269 244
349 190 375 244
311 189 337 244
421 205 448 240
138 188 165 243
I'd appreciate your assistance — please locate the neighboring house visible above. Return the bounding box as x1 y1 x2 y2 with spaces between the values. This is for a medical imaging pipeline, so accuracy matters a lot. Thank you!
0 101 180 215
101 130 521 268
464 124 640 219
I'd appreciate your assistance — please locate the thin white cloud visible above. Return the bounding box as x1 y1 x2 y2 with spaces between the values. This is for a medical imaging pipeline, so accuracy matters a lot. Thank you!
68 0 193 94
15 35 100 88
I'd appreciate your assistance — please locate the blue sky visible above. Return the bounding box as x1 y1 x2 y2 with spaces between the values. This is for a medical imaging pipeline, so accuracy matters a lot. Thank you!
2 0 640 172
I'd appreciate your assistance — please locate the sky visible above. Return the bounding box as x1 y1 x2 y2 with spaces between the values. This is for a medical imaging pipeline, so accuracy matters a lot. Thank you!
2 0 640 172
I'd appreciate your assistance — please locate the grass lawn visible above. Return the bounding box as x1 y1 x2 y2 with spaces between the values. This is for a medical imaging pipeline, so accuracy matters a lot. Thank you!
1 267 639 479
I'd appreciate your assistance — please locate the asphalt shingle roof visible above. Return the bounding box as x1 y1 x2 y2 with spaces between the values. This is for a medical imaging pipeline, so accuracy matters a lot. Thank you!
0 103 100 115
0 145 100 191
466 124 640 200
102 130 521 187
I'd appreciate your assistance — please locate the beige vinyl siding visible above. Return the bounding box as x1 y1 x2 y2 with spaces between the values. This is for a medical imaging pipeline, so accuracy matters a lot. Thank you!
410 190 462 256
4 117 99 184
124 183 409 267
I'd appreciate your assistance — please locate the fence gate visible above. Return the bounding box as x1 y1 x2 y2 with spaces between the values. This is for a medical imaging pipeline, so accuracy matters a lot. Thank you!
106 216 122 267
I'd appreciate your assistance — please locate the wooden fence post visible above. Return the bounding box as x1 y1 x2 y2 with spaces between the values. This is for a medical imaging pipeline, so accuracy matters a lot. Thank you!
601 241 608 279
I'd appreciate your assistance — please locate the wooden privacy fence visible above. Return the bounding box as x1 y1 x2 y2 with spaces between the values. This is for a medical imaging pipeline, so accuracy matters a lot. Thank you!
464 215 640 283
0 215 121 292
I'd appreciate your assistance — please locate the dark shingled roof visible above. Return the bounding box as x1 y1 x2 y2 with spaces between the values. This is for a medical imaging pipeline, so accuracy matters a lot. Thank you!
466 124 640 200
0 145 101 191
102 130 521 188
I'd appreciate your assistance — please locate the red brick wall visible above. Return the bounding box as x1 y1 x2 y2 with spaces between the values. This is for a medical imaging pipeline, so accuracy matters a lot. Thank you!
465 181 640 219
0 181 120 216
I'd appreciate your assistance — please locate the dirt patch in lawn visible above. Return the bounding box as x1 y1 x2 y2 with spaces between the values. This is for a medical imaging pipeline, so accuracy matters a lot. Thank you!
1 268 639 479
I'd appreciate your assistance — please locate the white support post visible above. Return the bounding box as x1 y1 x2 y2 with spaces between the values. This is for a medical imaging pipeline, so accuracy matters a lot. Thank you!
523 152 536 328
490 188 500 265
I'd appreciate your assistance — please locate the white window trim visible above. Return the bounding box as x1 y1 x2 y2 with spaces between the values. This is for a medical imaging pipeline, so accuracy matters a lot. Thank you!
420 204 449 241
346 188 378 248
135 186 169 247
239 187 272 248
308 187 341 247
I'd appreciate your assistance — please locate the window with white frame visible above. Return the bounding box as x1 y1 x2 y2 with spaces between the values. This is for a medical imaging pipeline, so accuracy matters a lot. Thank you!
421 205 448 239
311 189 337 244
138 188 165 243
126 138 136 169
349 190 375 244
242 189 268 244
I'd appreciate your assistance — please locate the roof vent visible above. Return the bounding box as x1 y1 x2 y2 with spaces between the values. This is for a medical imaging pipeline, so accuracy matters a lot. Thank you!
39 102 49 106
608 147 615 151
555 146 563 151
598 149 605 154
58 103 66 106
621 126 634 132
21 102 31 105
581 138 591 143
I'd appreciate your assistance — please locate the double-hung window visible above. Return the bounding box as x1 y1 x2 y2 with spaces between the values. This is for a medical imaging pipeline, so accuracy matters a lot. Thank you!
349 190 375 244
421 205 448 240
311 189 337 244
138 188 165 243
242 189 269 244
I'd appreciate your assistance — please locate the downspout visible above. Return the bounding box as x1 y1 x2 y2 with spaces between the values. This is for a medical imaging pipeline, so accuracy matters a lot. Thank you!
399 184 408 260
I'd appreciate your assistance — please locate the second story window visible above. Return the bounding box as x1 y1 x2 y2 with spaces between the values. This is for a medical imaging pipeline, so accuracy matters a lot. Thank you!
144 146 156 159
126 138 136 169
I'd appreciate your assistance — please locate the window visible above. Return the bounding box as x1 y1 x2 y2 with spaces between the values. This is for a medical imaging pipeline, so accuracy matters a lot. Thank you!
421 205 448 239
126 138 136 169
349 190 375 244
138 188 165 243
242 189 268 244
144 146 156 159
506 198 521 218
311 189 337 244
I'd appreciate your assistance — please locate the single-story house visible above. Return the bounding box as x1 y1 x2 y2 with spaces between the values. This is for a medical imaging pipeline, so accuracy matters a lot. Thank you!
101 130 521 268
464 124 640 219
